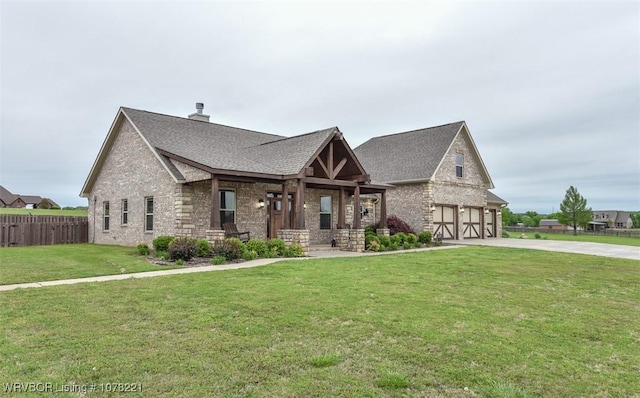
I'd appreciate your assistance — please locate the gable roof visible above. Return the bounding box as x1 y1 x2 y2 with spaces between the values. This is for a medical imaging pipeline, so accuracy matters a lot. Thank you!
487 191 508 205
354 121 494 188
81 107 364 196
0 185 17 205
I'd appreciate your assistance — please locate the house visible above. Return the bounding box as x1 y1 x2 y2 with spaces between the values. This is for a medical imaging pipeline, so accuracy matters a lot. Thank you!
589 210 633 230
539 219 565 231
354 122 506 240
80 104 389 254
80 105 505 253
0 185 56 209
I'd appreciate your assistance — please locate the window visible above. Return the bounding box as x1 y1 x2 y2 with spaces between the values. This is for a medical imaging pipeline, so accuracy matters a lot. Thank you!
103 201 110 231
121 199 128 225
455 153 464 178
220 190 236 225
320 196 332 229
145 197 153 232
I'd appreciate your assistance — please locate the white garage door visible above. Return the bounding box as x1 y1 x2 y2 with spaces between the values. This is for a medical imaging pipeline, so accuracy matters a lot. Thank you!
486 209 496 238
463 207 482 239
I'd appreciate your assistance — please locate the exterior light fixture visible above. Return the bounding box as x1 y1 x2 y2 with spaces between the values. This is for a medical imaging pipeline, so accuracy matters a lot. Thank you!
430 204 436 212
497 210 502 216
258 198 265 209
484 209 489 214
303 202 307 209
460 206 465 213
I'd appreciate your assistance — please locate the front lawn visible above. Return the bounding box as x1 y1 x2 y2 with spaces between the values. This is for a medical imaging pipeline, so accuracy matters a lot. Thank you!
0 244 178 285
506 231 640 247
0 208 87 217
1 247 638 397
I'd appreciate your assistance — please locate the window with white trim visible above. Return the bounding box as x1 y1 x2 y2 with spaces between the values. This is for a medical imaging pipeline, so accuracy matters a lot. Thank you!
320 196 332 230
455 153 464 178
220 190 236 225
145 197 154 232
121 199 128 225
103 201 110 231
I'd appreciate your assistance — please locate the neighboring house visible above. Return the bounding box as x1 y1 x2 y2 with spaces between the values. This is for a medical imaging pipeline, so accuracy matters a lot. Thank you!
539 219 565 231
589 210 633 230
0 185 55 209
354 122 506 240
80 105 389 253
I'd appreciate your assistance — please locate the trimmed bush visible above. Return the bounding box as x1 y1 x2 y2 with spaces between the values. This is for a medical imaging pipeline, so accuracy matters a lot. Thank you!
223 238 246 261
211 256 226 265
389 243 399 251
403 242 411 250
418 231 432 244
365 233 380 249
167 237 198 261
284 243 304 257
387 215 415 235
534 233 542 239
155 250 168 261
136 243 150 255
406 233 418 244
242 250 258 261
502 231 510 238
196 239 212 257
246 238 268 257
153 235 175 252
379 235 391 247
267 238 286 256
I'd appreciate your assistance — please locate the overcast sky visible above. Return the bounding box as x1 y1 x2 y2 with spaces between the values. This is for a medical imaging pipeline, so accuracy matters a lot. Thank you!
1 1 638 213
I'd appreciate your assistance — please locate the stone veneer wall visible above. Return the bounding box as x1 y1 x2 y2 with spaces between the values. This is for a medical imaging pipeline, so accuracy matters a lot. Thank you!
335 228 365 252
384 183 425 233
277 229 310 256
87 118 177 246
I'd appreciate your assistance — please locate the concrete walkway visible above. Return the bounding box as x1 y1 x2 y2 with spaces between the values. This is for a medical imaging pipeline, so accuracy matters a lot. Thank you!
451 238 640 261
1 240 637 292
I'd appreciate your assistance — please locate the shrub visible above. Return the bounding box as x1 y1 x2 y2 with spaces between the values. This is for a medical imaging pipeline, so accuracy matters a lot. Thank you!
368 240 380 251
155 250 168 260
196 239 212 257
389 234 401 245
175 259 185 266
136 242 150 255
242 250 258 261
246 238 268 257
365 233 380 249
502 231 510 238
284 243 304 257
418 231 432 244
389 243 399 251
153 235 175 252
364 224 378 236
534 233 542 239
386 215 415 235
267 238 286 256
379 235 391 247
378 244 386 252
406 233 418 244
403 242 411 250
223 238 246 261
167 237 198 261
211 256 226 265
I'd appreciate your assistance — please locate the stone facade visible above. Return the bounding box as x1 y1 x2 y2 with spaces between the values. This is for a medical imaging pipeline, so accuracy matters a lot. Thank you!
277 229 310 257
334 228 366 252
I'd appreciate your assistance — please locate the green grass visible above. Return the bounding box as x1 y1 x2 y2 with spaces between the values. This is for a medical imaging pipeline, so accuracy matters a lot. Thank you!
0 208 87 216
0 244 178 285
1 247 638 397
506 231 640 246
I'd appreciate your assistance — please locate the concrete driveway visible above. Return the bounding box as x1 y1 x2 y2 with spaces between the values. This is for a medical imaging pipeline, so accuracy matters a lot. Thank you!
451 238 640 261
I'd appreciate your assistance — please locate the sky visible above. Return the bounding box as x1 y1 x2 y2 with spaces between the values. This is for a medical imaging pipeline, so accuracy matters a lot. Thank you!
1 1 638 213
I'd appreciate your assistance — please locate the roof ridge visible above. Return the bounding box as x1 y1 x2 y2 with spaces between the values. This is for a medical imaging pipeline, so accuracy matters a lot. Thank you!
367 121 465 140
120 107 284 139
251 126 337 147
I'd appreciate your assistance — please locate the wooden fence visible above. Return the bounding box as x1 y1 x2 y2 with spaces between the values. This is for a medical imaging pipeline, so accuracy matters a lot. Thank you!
0 215 89 247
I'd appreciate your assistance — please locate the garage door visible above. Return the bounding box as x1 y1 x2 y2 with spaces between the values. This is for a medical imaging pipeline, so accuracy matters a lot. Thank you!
433 205 456 240
463 207 482 239
486 209 496 238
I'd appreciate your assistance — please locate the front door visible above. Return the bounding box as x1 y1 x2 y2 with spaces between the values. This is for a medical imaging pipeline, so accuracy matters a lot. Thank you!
267 193 294 239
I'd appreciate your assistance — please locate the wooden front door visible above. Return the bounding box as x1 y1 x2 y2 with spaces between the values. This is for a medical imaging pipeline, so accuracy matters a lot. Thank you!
433 205 456 240
463 207 482 239
267 193 294 239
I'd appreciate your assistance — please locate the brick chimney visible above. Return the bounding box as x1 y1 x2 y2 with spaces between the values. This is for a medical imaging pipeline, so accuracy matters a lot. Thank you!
188 102 210 122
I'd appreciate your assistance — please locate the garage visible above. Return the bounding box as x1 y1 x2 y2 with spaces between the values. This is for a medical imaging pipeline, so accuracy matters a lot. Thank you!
433 205 456 240
463 207 482 239
486 209 497 237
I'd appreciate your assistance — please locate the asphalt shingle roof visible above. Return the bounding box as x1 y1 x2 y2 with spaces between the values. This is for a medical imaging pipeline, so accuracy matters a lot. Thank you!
487 191 508 204
122 108 335 176
353 122 464 183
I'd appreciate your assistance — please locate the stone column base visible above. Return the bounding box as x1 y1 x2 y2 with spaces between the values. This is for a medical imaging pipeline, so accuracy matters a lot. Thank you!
335 228 366 252
277 229 310 257
376 228 390 237
206 229 226 246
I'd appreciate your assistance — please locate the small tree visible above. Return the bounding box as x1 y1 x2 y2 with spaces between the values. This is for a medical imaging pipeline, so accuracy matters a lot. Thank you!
557 186 592 235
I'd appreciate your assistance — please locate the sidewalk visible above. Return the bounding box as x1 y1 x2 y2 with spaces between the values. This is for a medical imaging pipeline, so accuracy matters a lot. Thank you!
0 245 460 292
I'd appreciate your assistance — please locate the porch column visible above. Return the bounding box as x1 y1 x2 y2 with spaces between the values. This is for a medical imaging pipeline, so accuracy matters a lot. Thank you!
338 186 345 229
379 190 387 228
295 179 305 229
282 182 290 229
210 174 221 229
352 185 361 229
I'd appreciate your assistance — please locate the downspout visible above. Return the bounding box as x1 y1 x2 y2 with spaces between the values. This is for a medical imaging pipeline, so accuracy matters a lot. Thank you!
92 195 96 243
